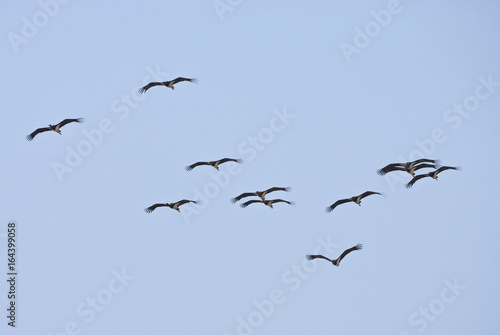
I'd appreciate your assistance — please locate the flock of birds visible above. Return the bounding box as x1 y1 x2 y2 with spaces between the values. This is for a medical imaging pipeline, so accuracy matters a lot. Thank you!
26 76 461 268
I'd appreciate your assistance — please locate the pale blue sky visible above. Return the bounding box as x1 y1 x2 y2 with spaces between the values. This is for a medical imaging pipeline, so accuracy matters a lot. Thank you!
1 1 500 334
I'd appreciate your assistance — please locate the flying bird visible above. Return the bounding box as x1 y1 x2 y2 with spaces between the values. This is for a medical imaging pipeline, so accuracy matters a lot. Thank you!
377 159 440 176
144 199 197 213
230 187 291 203
405 166 461 188
306 244 363 267
326 191 383 213
380 163 440 177
139 77 198 93
26 118 84 141
239 199 294 208
185 158 242 171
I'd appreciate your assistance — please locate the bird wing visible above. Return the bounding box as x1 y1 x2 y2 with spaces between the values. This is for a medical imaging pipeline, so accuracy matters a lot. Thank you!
358 191 382 199
26 127 51 141
435 166 460 175
138 82 163 93
240 199 264 208
405 174 430 188
325 198 352 212
336 243 363 264
377 163 405 175
58 118 84 127
217 158 242 165
268 199 293 206
412 163 437 171
262 187 290 195
305 254 332 262
410 158 440 167
172 77 198 84
144 203 167 213
185 161 210 171
230 192 257 203
175 199 197 207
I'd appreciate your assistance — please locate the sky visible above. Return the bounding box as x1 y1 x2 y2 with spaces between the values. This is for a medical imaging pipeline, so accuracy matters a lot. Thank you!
1 0 500 334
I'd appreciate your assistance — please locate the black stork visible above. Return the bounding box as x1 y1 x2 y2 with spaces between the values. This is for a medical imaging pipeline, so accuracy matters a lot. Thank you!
139 77 198 93
306 244 363 267
26 118 84 141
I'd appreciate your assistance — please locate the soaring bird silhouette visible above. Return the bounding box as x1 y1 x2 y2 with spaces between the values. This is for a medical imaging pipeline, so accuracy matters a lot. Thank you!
306 244 362 267
239 199 294 208
26 118 84 141
405 166 461 188
144 199 197 213
380 163 440 177
185 158 242 171
231 187 290 203
139 77 198 93
378 159 440 176
326 191 383 213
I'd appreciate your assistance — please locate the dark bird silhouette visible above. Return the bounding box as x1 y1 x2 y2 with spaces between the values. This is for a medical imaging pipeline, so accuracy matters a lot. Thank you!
380 163 440 177
139 77 198 93
144 199 197 213
377 159 440 176
326 191 383 213
231 187 291 203
405 166 461 188
239 199 294 208
26 118 84 141
306 244 362 267
186 158 242 171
